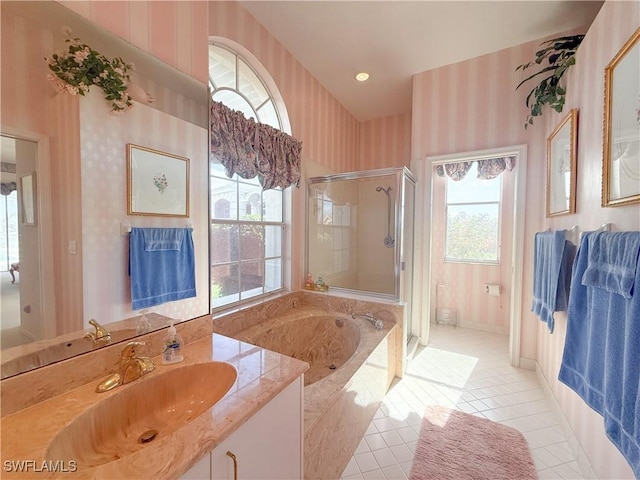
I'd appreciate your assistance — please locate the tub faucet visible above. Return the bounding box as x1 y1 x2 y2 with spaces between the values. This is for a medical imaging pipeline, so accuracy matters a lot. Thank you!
84 319 111 347
352 312 383 330
95 341 155 393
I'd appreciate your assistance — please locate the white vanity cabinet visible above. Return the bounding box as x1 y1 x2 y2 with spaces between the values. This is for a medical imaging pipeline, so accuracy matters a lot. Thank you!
180 376 303 480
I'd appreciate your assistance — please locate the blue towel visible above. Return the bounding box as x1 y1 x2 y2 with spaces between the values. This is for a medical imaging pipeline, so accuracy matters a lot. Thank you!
141 228 184 251
559 231 640 477
582 231 640 299
531 230 576 333
129 227 196 310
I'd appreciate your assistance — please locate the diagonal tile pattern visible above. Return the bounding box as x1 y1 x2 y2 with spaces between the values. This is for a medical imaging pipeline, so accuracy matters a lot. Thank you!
341 324 581 480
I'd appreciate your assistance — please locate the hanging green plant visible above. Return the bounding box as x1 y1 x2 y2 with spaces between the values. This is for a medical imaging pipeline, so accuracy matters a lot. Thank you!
46 27 133 114
516 34 584 128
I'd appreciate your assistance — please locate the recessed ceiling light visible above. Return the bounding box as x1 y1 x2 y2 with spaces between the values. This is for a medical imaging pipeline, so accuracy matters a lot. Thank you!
355 72 370 82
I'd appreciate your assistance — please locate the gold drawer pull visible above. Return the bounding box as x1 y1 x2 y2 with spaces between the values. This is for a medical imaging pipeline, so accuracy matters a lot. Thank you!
226 451 238 480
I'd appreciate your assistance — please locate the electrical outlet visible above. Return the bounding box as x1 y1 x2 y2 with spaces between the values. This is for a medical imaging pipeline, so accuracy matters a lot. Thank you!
68 240 77 255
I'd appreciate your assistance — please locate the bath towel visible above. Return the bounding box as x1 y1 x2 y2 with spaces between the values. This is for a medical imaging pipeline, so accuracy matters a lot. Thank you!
129 227 196 310
531 230 576 333
559 231 640 477
582 231 640 299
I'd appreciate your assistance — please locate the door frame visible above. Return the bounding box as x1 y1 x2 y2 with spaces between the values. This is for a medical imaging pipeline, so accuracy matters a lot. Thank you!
412 144 527 367
1 126 56 340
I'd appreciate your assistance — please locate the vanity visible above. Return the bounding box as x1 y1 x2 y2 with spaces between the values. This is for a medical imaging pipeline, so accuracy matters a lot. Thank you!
1 324 308 479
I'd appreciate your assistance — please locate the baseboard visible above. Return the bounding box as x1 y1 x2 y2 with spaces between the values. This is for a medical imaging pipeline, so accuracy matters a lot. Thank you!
534 362 595 479
519 357 536 371
456 320 509 335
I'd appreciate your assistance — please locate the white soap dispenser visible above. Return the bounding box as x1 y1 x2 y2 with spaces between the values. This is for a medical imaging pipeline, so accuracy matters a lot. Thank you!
136 309 151 334
161 320 184 365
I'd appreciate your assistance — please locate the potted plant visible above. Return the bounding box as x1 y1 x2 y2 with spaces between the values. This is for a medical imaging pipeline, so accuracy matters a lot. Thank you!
516 34 584 128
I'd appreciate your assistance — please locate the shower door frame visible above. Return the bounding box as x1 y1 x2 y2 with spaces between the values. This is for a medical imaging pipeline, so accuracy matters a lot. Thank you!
305 166 416 303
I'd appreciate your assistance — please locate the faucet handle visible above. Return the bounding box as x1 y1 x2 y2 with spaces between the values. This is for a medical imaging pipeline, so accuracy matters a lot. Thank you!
120 341 146 359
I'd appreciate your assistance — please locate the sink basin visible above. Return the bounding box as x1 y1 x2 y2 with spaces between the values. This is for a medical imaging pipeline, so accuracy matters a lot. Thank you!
45 362 237 468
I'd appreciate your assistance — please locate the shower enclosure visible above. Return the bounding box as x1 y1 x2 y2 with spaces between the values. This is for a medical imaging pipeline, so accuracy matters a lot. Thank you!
306 167 417 364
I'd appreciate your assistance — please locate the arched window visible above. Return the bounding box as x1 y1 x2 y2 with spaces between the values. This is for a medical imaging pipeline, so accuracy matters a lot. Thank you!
209 41 287 310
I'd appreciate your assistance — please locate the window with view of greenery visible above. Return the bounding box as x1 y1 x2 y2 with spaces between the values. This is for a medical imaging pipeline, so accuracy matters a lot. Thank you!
209 43 286 310
444 162 501 263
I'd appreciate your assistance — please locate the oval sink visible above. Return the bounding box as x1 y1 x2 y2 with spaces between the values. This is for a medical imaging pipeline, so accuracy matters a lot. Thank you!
45 361 237 468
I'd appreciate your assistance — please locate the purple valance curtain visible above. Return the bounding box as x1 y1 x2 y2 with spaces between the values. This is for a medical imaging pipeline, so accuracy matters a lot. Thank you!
210 101 302 190
436 156 516 181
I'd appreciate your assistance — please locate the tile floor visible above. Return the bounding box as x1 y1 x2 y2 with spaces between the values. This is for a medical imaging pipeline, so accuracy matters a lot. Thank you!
340 324 584 480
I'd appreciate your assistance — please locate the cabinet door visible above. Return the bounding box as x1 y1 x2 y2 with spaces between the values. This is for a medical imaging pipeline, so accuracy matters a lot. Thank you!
180 452 211 480
212 377 303 480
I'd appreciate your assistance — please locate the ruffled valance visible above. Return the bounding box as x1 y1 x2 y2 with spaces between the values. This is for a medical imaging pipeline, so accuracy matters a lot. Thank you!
1 182 16 196
436 156 516 181
210 101 302 190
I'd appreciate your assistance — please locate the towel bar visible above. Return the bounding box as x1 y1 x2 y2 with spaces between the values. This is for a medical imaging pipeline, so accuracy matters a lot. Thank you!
120 222 193 236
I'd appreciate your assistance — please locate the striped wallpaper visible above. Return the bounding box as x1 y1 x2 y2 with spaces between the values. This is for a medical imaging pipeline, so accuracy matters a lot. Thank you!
2 6 84 335
358 113 412 170
535 2 640 478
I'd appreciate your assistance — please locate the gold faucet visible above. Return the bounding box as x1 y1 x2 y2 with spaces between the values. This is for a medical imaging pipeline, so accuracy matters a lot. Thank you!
84 319 112 347
96 341 155 393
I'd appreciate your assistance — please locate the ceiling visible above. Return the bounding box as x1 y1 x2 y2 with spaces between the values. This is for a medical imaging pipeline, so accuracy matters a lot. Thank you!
239 1 604 122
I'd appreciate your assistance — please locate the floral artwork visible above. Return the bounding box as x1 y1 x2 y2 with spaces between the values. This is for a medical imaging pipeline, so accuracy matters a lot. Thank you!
128 144 189 217
153 174 168 194
46 27 133 113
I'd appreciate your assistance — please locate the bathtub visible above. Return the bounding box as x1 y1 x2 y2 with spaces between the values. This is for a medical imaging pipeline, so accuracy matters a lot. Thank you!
229 297 399 480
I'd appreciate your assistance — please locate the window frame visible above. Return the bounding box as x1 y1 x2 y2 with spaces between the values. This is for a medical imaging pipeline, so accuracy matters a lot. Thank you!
443 163 503 265
209 42 288 313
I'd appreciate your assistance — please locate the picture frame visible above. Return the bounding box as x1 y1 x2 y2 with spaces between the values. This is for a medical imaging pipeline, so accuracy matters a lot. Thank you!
546 108 578 217
602 27 640 207
20 172 37 225
127 144 190 217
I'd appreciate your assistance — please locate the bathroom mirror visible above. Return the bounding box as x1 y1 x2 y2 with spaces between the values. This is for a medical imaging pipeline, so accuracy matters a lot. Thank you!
546 108 577 217
0 2 209 379
602 27 640 207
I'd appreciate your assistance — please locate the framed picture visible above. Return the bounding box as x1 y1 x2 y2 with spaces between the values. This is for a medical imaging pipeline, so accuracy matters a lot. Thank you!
20 172 37 225
602 27 640 207
127 144 190 217
546 108 577 217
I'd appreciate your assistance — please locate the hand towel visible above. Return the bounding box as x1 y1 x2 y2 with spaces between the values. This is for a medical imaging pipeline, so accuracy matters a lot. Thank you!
582 231 640 298
531 230 576 333
559 231 640 477
129 227 196 310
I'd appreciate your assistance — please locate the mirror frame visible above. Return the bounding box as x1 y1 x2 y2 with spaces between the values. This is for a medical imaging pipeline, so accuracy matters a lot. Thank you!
602 27 640 207
546 108 578 217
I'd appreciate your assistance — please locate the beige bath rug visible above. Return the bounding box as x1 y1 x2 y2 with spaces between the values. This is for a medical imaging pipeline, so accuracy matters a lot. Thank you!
409 405 537 480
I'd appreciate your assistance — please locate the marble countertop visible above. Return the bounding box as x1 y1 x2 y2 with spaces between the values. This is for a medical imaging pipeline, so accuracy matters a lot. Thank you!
0 334 309 479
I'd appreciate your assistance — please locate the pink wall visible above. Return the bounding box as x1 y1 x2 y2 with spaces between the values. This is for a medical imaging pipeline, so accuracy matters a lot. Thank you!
536 2 639 478
60 1 209 84
358 113 412 170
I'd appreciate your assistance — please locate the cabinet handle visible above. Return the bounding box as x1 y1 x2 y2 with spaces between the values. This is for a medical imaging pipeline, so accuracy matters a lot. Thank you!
226 451 238 480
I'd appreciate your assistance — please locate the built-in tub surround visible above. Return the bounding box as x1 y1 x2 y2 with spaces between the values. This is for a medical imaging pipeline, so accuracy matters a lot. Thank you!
0 331 308 478
237 314 361 386
215 290 402 479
